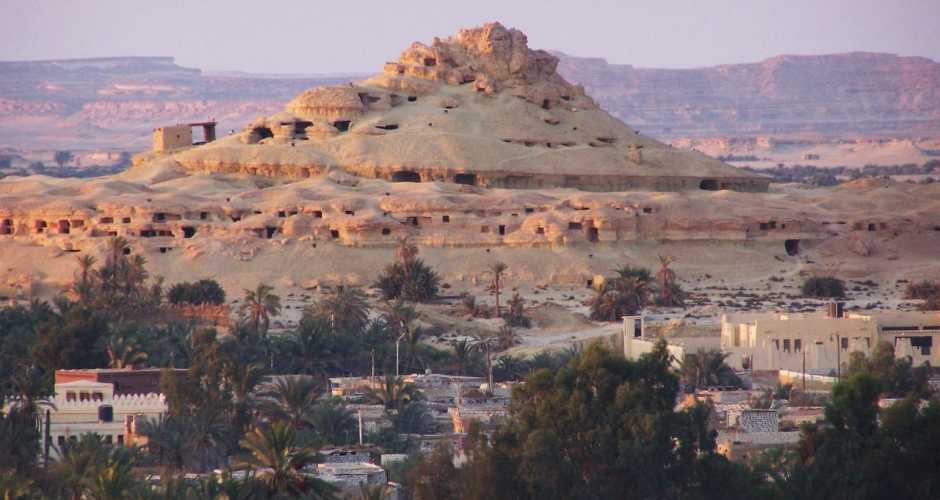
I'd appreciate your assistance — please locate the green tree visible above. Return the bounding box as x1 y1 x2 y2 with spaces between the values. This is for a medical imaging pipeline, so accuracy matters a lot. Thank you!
240 284 281 336
843 341 931 398
366 376 422 411
465 342 762 500
235 422 338 499
308 285 370 334
589 273 649 321
374 240 440 302
679 348 743 389
53 150 73 168
802 276 845 298
104 329 148 369
167 279 226 305
488 262 508 318
504 293 530 328
256 376 323 430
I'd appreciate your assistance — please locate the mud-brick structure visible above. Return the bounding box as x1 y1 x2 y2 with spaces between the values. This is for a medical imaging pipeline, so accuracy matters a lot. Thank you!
153 121 217 152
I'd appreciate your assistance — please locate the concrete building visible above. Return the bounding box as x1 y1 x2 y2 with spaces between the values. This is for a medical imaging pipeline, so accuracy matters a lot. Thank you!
721 307 940 372
622 315 720 367
45 378 166 458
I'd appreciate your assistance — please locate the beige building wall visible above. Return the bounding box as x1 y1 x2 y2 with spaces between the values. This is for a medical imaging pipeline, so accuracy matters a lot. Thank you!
45 380 166 458
153 124 193 152
721 311 940 372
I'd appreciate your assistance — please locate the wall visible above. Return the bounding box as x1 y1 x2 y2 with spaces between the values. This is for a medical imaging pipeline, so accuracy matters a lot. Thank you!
153 124 192 152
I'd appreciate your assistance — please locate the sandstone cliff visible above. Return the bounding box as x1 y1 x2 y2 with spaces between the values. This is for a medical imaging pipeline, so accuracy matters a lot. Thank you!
554 52 940 139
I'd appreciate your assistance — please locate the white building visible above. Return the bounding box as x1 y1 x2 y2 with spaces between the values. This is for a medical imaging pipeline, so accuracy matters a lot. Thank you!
721 308 940 372
45 378 166 457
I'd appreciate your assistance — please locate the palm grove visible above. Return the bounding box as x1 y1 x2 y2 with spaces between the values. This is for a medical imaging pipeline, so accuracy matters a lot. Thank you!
1 236 938 499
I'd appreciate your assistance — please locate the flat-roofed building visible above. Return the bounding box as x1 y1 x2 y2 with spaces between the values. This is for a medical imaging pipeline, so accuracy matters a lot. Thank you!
721 306 940 372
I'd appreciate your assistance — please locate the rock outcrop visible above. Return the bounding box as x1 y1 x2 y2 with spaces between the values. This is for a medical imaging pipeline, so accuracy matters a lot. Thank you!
159 22 766 193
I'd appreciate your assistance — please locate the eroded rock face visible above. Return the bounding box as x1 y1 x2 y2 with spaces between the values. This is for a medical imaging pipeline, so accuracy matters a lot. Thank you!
384 22 591 110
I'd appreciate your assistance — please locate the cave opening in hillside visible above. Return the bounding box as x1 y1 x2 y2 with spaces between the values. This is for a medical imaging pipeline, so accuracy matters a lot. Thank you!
868 223 877 231
265 226 277 239
700 179 720 191
391 171 421 183
182 227 196 238
454 173 477 186
381 228 391 235
587 227 599 243
785 239 800 256
294 121 313 135
498 225 506 235
58 220 70 234
375 123 399 130
423 57 437 67
251 126 273 142
568 222 582 230
542 99 551 110
332 120 351 132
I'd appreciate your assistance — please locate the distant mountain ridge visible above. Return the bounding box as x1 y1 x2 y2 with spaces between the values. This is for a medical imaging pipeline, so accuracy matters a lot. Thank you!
0 56 365 149
554 51 940 139
2 52 939 151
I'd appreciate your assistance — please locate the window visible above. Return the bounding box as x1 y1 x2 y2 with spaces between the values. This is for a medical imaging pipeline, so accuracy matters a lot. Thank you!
783 339 791 353
841 337 849 350
117 435 124 445
773 340 780 351
66 392 76 402
104 435 113 444
442 215 450 223
58 436 66 447
794 339 802 353
92 392 104 401
79 392 90 402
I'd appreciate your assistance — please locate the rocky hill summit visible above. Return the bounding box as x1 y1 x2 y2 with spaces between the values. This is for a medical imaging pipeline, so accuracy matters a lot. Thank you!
167 22 765 193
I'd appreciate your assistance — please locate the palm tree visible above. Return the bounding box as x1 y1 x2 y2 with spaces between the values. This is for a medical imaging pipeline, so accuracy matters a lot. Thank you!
105 330 148 369
494 355 528 382
309 286 370 334
487 262 508 317
235 422 338 499
256 376 323 429
382 299 416 338
289 317 332 376
452 339 477 375
54 434 110 500
395 237 418 265
306 398 356 445
470 331 498 393
240 284 281 336
73 254 97 302
589 276 649 321
679 349 742 389
655 255 684 306
225 361 264 433
137 415 190 470
366 376 422 411
86 455 140 500
496 325 519 351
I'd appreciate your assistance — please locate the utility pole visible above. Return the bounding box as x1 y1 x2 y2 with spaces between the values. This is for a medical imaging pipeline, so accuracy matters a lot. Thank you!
802 349 807 392
358 410 363 445
43 409 50 468
396 332 406 377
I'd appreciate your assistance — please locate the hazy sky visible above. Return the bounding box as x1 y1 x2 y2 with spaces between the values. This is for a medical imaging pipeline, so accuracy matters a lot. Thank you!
2 0 939 73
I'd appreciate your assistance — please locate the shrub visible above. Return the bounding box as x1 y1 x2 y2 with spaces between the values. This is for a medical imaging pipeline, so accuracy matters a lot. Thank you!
167 279 226 305
904 280 939 300
503 293 531 328
801 276 845 298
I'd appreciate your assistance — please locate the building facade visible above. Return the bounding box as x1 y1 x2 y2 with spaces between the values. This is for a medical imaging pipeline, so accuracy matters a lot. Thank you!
721 308 940 372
